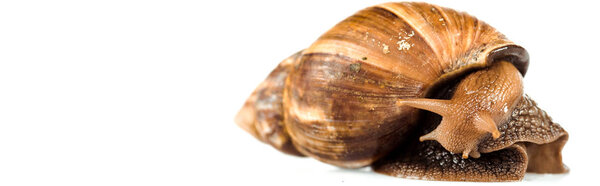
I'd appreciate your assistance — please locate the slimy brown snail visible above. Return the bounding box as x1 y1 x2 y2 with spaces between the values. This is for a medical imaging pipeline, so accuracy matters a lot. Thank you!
235 2 568 182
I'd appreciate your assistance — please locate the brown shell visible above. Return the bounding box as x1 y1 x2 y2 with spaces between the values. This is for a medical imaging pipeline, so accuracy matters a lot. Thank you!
235 51 304 156
282 2 528 168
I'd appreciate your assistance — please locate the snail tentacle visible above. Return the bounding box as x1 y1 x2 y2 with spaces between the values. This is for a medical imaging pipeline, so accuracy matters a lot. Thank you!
474 113 500 139
396 98 453 117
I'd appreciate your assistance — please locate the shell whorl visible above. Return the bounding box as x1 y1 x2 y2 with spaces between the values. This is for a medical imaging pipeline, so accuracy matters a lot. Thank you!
283 2 529 168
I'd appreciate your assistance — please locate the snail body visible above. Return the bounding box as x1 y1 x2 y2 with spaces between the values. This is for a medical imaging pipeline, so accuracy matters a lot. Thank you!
235 2 568 182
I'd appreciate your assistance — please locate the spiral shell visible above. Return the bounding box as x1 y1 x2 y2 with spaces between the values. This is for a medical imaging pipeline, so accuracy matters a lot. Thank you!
282 2 527 168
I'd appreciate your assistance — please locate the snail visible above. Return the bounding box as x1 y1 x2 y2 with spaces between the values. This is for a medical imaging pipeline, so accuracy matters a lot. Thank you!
235 2 568 182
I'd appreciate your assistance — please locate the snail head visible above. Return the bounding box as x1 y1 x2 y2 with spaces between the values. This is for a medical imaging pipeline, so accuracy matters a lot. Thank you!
397 61 524 159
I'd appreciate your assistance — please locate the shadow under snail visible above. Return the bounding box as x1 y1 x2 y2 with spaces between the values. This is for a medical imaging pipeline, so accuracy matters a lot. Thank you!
235 2 568 182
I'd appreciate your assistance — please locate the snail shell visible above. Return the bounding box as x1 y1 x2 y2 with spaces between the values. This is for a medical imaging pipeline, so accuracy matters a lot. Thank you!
236 2 567 182
282 2 529 168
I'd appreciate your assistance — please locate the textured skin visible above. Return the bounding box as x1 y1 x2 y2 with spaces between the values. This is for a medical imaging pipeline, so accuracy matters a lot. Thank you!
372 141 528 181
372 95 568 181
479 95 568 173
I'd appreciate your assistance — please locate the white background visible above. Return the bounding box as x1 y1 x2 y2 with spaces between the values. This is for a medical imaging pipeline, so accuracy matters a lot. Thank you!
0 0 598 185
